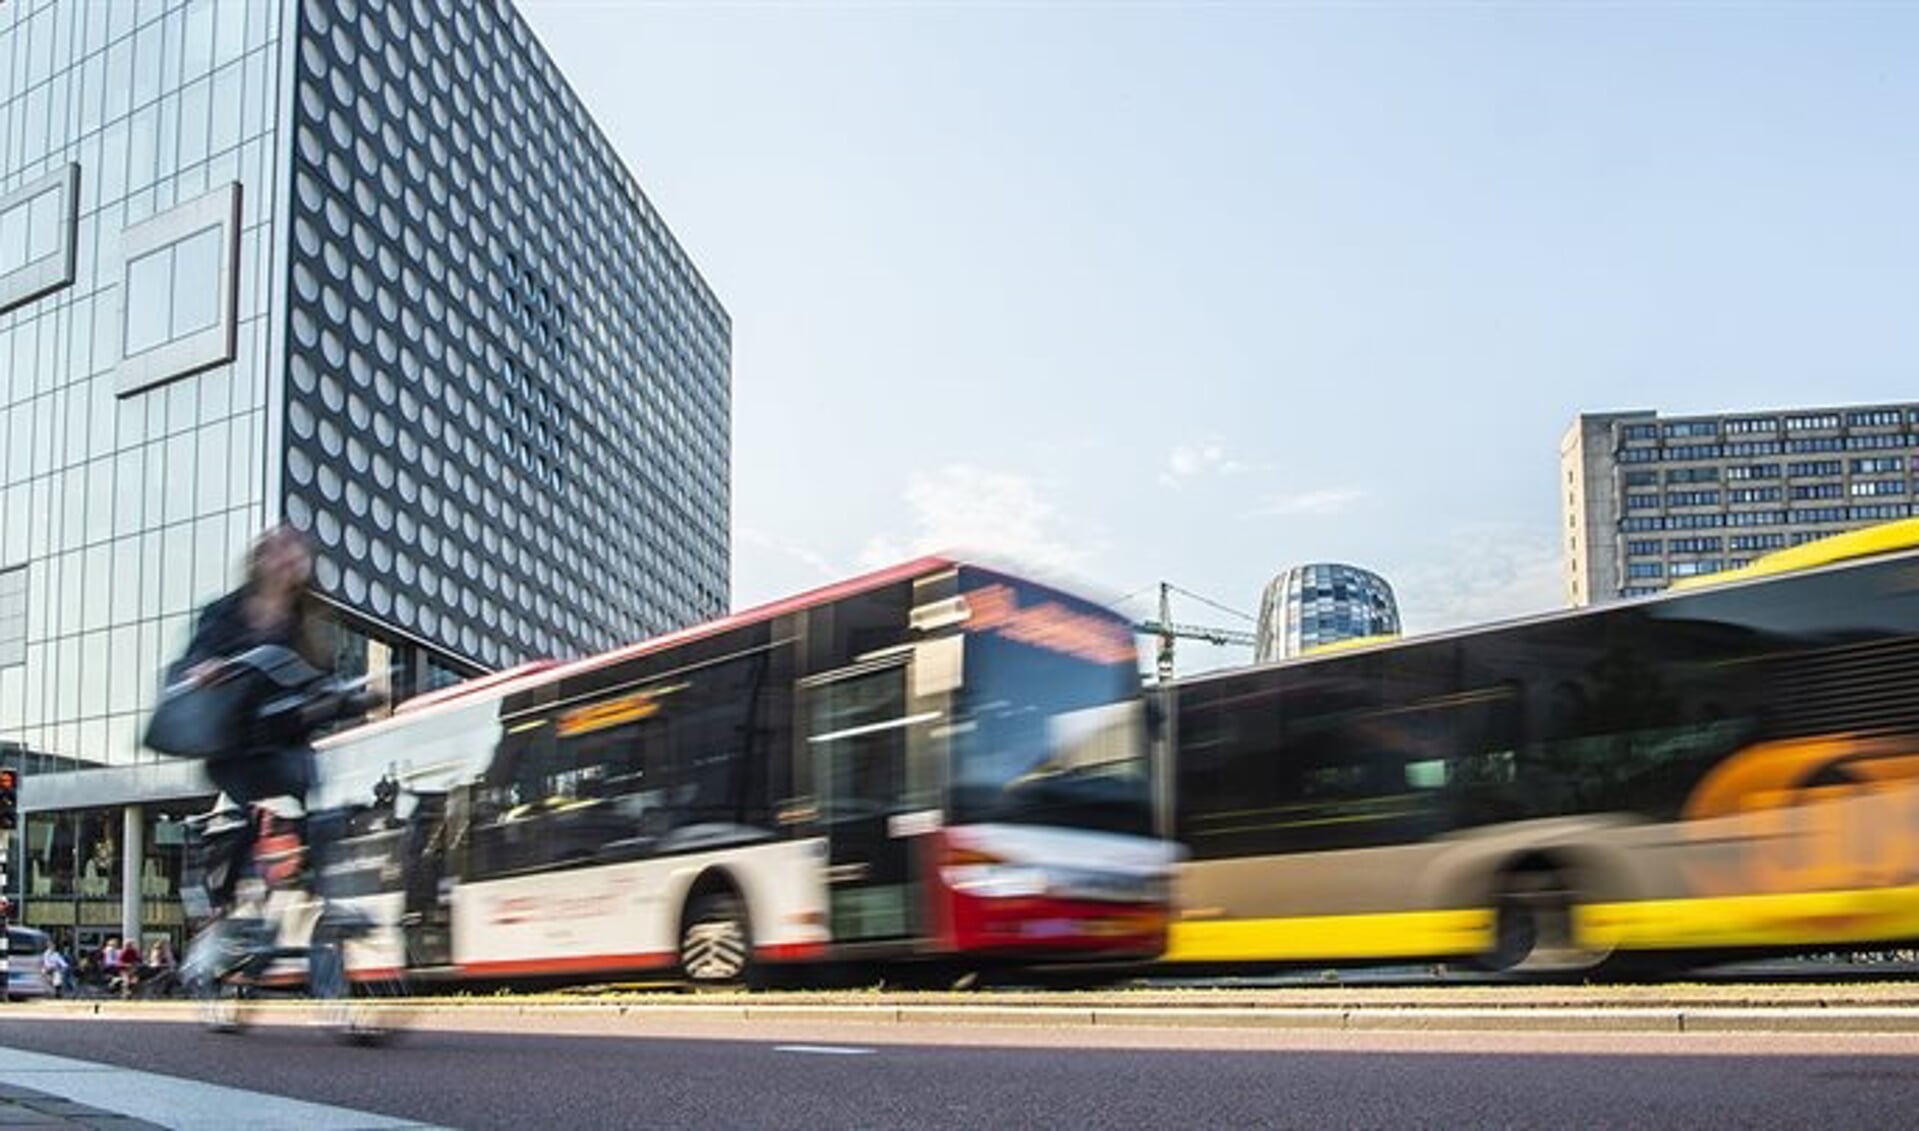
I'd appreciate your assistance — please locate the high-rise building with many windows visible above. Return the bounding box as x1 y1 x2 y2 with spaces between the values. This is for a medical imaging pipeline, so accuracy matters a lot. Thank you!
1254 563 1401 662
0 0 730 948
1561 404 1919 605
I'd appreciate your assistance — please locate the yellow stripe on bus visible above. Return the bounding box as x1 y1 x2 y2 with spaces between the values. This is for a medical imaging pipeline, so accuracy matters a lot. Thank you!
1165 884 1919 964
1164 909 1494 963
1581 883 1919 952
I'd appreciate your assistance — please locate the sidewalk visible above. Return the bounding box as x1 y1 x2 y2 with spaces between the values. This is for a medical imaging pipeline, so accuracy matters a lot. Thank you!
0 1082 157 1129
0 1045 435 1131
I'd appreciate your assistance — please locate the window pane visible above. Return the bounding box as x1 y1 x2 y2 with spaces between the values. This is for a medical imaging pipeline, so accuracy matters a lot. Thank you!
213 0 247 67
169 225 224 337
184 0 215 77
0 204 26 271
0 567 26 668
105 37 134 122
128 104 158 194
27 187 64 263
195 418 227 512
123 245 173 354
209 62 242 156
132 21 162 109
98 120 130 204
178 76 211 166
109 531 142 623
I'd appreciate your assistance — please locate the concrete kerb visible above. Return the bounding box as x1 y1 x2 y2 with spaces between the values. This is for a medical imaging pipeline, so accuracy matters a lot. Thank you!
22 998 1919 1034
887 1006 1101 1028
1345 1008 1685 1033
1090 1007 1351 1030
1676 1008 1919 1034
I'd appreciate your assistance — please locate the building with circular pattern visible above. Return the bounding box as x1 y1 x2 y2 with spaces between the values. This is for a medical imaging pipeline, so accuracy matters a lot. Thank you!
1254 563 1401 662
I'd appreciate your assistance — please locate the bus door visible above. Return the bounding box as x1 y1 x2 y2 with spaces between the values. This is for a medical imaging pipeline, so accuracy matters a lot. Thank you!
804 660 934 944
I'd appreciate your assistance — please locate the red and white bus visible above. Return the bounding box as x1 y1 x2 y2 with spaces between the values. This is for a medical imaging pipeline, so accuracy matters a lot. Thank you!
311 557 1173 986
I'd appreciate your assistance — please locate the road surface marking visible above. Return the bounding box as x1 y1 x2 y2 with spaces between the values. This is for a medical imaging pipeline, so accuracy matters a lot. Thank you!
774 1044 877 1056
0 1043 447 1130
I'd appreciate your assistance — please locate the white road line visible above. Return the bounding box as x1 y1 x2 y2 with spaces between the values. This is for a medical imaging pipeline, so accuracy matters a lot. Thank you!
773 1044 877 1056
0 1044 447 1131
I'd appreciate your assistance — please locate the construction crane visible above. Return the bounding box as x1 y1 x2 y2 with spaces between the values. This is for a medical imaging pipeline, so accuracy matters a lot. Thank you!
1132 582 1258 683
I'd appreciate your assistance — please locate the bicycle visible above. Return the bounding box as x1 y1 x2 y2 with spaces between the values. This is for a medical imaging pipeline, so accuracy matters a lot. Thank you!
146 641 409 1042
179 802 412 1043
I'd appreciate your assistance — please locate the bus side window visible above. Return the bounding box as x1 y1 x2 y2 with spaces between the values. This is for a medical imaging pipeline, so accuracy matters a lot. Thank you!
673 650 783 832
1399 689 1523 828
557 702 674 841
673 681 747 827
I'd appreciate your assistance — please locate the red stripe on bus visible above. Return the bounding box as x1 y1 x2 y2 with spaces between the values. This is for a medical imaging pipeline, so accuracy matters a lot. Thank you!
756 941 829 962
457 952 677 978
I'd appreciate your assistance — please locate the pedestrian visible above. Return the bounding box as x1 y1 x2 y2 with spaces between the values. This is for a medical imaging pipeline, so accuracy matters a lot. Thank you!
40 942 71 998
95 937 122 996
139 936 177 998
114 938 142 998
147 937 175 971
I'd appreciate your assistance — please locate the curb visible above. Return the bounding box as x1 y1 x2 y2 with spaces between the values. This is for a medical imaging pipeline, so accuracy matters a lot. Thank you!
26 999 1919 1034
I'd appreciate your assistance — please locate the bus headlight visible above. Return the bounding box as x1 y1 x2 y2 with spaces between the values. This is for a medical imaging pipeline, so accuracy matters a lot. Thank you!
940 862 1051 899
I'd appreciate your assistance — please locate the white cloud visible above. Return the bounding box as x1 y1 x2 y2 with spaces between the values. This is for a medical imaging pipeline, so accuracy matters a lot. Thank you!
1390 523 1565 634
1159 442 1250 488
859 464 1097 576
735 526 839 582
1253 487 1368 517
730 525 848 609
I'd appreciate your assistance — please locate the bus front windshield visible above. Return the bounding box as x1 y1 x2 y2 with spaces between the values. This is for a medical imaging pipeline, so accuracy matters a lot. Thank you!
947 580 1152 837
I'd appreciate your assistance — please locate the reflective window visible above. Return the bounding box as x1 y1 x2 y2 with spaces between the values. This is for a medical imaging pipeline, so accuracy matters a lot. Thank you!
0 567 26 667
169 226 224 335
123 247 174 355
0 166 80 314
117 185 241 396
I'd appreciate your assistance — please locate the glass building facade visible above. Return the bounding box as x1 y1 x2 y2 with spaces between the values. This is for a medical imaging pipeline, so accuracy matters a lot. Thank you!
1 0 288 778
0 0 731 944
1254 563 1402 662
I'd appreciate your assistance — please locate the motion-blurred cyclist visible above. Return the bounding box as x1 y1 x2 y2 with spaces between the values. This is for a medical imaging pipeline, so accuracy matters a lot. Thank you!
179 524 334 913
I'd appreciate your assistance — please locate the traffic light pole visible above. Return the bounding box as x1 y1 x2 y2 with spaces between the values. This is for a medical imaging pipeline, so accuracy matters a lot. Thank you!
0 828 9 997
0 767 16 998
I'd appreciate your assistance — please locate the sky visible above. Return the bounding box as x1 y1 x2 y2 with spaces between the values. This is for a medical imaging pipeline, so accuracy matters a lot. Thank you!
518 1 1919 673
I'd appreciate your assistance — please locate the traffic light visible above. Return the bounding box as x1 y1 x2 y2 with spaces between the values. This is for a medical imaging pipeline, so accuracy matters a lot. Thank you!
0 768 16 831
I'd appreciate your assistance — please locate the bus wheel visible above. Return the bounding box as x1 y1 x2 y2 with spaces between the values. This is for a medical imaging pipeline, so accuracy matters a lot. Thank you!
680 890 752 988
1485 865 1584 975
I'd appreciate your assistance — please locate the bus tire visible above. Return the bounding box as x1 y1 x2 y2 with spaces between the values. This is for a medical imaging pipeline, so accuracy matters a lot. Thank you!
1484 863 1586 975
679 887 752 988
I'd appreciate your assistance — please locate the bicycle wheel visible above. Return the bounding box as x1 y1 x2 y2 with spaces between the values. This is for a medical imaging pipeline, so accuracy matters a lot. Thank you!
195 977 250 1032
183 927 249 1033
309 925 409 1045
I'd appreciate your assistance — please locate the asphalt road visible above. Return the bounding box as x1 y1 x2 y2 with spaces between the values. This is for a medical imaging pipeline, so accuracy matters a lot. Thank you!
4 1015 1919 1130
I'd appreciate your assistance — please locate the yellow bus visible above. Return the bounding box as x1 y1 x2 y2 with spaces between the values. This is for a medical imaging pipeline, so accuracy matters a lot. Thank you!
1160 524 1919 974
